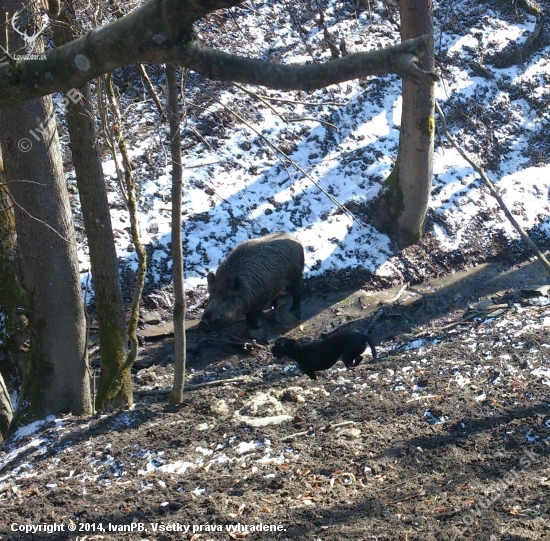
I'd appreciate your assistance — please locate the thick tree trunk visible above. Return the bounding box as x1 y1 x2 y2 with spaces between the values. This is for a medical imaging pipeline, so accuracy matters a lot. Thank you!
374 0 435 247
0 0 92 419
50 1 131 411
0 97 92 418
0 154 17 438
0 149 27 402
166 64 187 405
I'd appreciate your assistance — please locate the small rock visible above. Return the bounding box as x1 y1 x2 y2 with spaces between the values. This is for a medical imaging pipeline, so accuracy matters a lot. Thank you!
140 311 162 325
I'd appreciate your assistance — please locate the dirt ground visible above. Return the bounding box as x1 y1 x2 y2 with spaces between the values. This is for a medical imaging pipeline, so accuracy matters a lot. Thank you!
1 255 550 541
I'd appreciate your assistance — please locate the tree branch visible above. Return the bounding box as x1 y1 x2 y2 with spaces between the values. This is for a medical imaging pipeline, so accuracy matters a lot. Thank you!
0 0 437 106
184 36 438 91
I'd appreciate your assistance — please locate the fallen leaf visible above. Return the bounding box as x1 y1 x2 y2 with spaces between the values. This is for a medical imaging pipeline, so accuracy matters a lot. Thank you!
491 398 504 409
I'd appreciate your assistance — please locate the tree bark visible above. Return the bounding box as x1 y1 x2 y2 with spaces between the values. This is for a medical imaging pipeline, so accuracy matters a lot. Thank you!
0 96 92 418
50 0 130 411
95 75 145 407
0 151 18 438
0 371 14 440
0 148 27 398
374 0 435 247
166 64 186 405
0 0 92 419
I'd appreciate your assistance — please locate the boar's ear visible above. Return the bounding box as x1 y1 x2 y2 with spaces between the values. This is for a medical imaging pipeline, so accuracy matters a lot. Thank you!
232 277 241 291
207 272 216 287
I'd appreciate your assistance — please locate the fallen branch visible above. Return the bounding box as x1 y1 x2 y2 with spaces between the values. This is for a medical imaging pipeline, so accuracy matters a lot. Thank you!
435 100 550 277
368 282 410 327
207 339 265 353
405 394 441 403
518 12 544 62
134 377 245 396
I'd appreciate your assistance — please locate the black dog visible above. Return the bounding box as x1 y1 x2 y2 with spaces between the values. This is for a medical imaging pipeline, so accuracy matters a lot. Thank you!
271 329 377 380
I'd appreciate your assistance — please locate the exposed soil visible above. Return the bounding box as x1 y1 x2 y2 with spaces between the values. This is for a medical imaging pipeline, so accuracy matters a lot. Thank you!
2 256 550 541
1 0 550 538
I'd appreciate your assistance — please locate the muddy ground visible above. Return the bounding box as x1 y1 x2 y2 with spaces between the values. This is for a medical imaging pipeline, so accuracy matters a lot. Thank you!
1 256 550 541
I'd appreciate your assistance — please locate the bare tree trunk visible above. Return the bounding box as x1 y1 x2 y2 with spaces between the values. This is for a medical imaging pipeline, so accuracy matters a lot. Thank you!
166 64 186 404
98 74 145 404
0 98 92 418
374 0 435 247
0 0 92 419
0 151 28 391
50 0 130 411
0 371 14 440
0 152 17 438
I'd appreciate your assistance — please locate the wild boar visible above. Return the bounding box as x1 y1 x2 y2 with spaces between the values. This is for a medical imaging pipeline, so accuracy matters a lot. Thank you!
201 232 304 330
271 329 377 380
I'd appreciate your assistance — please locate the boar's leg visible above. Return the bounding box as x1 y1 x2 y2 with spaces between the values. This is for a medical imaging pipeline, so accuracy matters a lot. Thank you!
286 275 302 313
365 335 378 363
246 309 262 328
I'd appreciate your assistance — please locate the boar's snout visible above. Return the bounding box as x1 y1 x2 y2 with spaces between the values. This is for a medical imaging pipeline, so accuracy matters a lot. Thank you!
199 319 211 332
201 304 236 331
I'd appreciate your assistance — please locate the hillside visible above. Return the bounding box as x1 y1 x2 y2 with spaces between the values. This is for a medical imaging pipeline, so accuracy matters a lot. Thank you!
2 0 550 539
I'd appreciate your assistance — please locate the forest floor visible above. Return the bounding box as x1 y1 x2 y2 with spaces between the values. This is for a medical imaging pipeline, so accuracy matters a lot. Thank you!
2 251 550 541
2 0 550 539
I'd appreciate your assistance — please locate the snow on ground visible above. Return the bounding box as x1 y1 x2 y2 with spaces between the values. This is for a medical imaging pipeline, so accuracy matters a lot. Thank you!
62 0 550 293
2 293 550 504
4 0 550 486
3 4 550 535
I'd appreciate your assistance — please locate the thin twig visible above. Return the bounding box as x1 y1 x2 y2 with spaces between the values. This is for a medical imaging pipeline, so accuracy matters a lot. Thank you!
185 74 363 228
283 116 339 130
137 64 165 119
7 191 76 244
255 90 368 107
